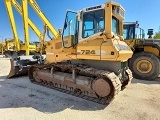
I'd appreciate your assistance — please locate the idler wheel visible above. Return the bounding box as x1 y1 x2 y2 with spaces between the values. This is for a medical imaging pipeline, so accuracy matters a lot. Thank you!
92 79 112 97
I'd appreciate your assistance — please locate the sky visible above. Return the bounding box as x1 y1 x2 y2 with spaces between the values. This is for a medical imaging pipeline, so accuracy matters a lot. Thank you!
0 0 160 42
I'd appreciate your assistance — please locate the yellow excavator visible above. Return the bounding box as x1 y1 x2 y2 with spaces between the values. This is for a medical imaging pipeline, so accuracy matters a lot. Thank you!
5 0 58 78
124 21 160 80
3 38 16 57
0 39 15 57
5 0 49 54
3 38 39 57
4 0 45 59
4 0 48 78
0 42 5 55
0 38 39 57
6 0 133 104
0 39 17 56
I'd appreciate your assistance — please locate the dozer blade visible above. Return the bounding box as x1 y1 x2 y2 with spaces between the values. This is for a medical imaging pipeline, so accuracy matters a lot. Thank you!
7 59 29 78
4 51 18 58
7 56 39 79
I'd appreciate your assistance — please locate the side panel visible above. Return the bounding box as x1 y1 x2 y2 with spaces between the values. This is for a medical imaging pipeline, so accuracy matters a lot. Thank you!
100 40 117 60
70 59 125 75
144 46 159 56
76 38 103 60
124 39 135 48
134 43 160 56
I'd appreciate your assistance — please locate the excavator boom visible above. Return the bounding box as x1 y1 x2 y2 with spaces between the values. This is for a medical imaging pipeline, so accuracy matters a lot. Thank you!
10 0 43 40
22 0 29 55
4 0 20 51
28 0 59 38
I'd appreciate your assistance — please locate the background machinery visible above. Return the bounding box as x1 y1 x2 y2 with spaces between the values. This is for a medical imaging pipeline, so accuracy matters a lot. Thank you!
4 38 39 57
5 0 48 78
6 0 133 104
0 42 5 55
5 0 43 58
0 39 17 56
124 22 160 80
5 0 61 78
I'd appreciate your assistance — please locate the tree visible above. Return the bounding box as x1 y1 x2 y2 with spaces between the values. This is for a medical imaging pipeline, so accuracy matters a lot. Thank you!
154 26 160 39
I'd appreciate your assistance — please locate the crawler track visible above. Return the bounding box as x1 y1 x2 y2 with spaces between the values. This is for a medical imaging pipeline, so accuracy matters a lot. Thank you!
28 63 132 105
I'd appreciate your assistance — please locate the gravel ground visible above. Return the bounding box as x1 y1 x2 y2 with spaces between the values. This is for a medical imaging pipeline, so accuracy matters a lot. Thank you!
0 55 160 120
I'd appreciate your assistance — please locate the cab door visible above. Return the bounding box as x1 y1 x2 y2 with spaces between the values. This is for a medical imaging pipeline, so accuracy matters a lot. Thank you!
62 11 78 54
123 24 136 48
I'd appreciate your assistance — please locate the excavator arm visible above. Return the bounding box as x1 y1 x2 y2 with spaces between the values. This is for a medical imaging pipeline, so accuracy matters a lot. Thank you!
6 0 59 54
21 0 29 55
10 0 43 40
4 0 44 78
9 0 46 54
28 0 59 39
4 0 20 51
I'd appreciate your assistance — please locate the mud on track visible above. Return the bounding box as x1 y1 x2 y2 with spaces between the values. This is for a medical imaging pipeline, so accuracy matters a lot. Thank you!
0 56 160 120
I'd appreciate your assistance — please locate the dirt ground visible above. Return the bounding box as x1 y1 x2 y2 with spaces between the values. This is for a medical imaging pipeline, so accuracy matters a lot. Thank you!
0 56 160 120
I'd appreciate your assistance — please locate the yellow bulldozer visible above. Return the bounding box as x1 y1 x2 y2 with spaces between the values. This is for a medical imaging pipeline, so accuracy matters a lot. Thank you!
124 21 160 80
5 0 133 104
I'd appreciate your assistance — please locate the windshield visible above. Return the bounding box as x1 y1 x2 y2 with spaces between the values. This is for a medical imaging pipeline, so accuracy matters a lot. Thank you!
112 16 119 35
82 9 104 38
123 24 135 40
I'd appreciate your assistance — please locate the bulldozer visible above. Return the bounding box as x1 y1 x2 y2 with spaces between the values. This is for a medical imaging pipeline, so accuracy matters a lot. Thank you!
6 0 133 104
123 21 160 80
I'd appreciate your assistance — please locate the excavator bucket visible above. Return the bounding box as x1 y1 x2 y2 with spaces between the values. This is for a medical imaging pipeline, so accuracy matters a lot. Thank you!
7 56 40 79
